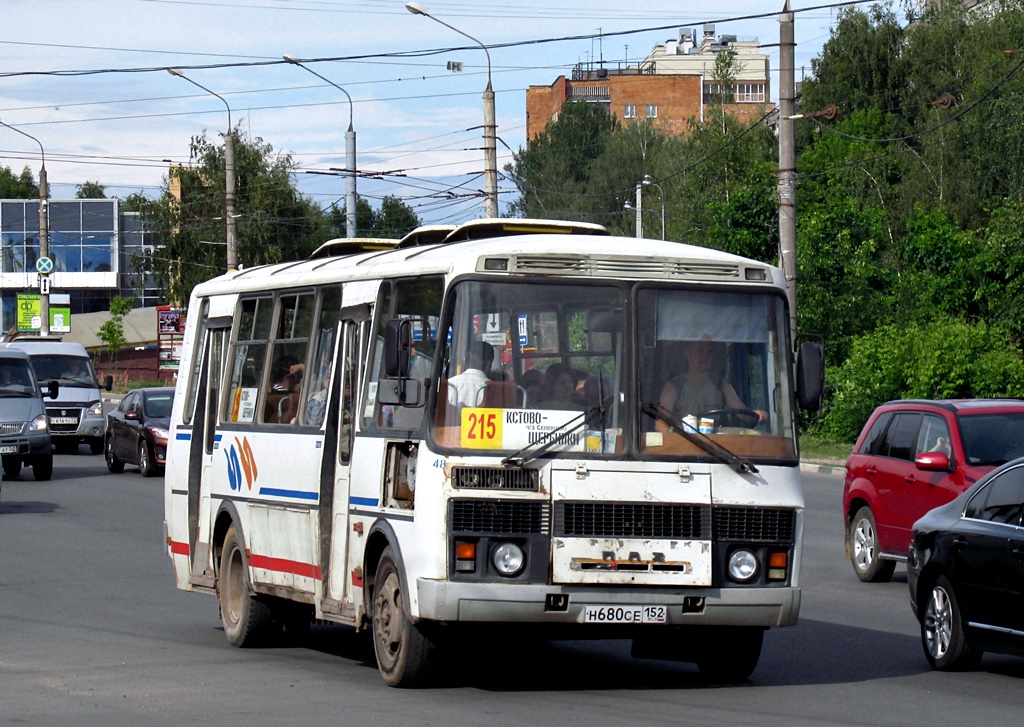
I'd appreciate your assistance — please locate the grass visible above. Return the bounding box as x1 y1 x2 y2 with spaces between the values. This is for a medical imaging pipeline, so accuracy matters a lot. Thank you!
799 434 853 465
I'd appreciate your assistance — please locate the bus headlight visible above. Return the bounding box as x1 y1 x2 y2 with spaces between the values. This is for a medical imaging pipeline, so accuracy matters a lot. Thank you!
728 549 758 582
492 542 525 577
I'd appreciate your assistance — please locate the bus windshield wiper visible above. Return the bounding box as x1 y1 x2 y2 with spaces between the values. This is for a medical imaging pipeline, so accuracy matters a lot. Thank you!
641 401 758 474
501 408 599 467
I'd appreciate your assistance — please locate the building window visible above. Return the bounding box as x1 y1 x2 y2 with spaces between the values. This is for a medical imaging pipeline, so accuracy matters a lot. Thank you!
703 82 766 104
623 104 636 119
645 104 658 119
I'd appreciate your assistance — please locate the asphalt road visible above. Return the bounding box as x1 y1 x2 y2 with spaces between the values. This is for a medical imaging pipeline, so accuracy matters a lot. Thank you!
1 457 1021 727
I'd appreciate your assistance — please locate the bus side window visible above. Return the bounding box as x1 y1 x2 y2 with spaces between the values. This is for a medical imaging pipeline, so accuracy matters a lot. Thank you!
224 297 273 424
263 292 315 425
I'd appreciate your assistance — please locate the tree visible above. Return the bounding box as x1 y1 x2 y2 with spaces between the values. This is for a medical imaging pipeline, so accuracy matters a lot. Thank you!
76 181 106 199
332 195 421 239
97 296 134 368
136 128 331 307
0 165 37 198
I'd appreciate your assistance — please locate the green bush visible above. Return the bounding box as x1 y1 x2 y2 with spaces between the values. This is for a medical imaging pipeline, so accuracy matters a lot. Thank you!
815 318 1024 441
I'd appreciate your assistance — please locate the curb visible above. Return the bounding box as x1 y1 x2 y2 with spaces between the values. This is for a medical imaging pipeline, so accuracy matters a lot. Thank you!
800 462 845 476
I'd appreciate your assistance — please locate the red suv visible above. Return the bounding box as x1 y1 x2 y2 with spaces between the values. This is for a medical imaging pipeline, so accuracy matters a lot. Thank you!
843 399 1024 582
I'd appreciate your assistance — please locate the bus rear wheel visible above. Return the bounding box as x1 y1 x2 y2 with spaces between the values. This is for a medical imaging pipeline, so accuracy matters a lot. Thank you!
371 546 435 687
219 524 272 647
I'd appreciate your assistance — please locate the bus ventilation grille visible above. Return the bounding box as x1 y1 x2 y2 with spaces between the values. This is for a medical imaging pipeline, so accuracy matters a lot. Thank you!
713 507 796 543
510 255 741 281
450 499 550 534
450 466 539 491
553 502 708 539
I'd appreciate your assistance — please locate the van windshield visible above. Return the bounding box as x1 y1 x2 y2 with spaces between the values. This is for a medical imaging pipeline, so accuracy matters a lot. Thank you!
0 360 38 397
28 355 99 388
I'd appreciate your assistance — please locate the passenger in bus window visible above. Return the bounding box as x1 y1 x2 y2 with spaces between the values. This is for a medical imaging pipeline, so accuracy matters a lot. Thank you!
538 363 583 411
656 336 766 430
266 356 301 423
520 368 543 408
447 340 494 408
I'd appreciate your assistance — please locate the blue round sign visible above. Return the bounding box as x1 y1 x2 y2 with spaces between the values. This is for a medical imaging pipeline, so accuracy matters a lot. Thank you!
36 257 53 275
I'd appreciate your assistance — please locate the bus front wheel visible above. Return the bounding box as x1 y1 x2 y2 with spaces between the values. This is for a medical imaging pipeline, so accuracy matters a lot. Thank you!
371 546 435 687
219 524 272 647
696 627 764 683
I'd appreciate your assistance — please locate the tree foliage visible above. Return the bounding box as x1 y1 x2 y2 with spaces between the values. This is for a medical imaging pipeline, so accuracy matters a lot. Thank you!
0 165 37 198
97 296 134 366
76 181 106 199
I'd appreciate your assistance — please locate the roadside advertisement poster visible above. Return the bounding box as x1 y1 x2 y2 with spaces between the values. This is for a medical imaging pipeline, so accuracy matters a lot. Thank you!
16 293 71 333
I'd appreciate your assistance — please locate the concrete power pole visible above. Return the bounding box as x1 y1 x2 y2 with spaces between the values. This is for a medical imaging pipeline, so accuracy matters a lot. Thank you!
778 1 798 349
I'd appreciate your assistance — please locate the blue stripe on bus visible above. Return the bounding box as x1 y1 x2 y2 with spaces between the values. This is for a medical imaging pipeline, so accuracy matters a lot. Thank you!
258 487 319 501
350 496 380 507
175 432 191 441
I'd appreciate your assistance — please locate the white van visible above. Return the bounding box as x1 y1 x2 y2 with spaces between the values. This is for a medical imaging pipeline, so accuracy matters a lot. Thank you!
2 340 113 454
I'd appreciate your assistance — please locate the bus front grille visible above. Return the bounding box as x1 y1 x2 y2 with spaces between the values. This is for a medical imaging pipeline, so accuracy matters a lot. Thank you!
450 499 550 534
451 466 539 491
554 502 709 539
714 506 796 543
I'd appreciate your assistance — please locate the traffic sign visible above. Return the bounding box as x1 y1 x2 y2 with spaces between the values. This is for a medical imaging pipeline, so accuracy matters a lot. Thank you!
36 257 53 275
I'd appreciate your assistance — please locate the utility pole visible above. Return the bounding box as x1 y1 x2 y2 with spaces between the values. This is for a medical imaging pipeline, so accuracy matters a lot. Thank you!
778 1 798 349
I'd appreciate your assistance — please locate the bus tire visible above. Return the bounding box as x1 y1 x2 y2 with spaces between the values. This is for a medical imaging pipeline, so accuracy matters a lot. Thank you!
371 546 434 687
696 627 763 683
219 524 272 647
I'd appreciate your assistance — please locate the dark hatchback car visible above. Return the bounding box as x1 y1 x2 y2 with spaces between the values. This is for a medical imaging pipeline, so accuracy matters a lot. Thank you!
843 399 1024 582
105 387 174 477
909 458 1024 670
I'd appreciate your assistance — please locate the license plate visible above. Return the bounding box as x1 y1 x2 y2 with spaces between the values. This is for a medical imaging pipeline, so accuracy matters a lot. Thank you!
0 445 17 454
51 417 77 425
583 605 668 624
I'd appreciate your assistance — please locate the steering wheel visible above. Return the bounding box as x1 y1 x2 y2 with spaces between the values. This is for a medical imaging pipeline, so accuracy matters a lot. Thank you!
699 408 761 430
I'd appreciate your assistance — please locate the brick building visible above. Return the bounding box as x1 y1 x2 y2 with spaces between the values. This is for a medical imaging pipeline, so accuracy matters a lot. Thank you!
527 26 774 142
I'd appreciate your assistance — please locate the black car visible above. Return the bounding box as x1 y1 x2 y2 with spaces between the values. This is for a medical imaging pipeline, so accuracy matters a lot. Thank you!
104 387 174 477
908 457 1024 670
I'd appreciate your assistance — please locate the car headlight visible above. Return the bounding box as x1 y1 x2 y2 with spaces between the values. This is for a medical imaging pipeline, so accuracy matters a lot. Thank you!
146 426 169 440
492 542 525 577
30 413 48 432
728 549 758 582
88 401 103 416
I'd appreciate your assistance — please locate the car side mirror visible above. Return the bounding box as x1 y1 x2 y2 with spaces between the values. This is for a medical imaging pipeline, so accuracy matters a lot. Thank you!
103 374 113 391
916 452 952 472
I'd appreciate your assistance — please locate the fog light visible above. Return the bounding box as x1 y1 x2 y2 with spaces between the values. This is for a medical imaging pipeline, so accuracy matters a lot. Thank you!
728 549 758 582
492 542 525 577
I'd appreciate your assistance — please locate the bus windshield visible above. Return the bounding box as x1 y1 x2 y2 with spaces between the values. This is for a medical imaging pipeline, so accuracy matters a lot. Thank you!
431 279 797 462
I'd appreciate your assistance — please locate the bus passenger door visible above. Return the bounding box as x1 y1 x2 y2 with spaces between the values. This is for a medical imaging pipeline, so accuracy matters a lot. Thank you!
320 314 367 620
188 322 229 587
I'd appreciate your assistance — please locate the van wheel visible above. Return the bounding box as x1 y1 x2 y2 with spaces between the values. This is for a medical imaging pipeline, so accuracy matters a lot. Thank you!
849 506 896 582
89 438 103 456
219 524 272 647
371 546 435 687
3 456 20 479
105 438 124 474
33 455 53 481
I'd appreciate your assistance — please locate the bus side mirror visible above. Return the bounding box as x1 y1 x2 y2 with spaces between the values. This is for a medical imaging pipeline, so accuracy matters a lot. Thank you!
384 320 412 378
376 377 425 407
796 340 824 412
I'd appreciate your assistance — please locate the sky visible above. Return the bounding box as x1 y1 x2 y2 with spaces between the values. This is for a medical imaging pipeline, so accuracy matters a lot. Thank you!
0 0 854 225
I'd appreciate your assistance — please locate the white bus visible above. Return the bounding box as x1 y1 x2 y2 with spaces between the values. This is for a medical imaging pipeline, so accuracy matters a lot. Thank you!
163 220 823 687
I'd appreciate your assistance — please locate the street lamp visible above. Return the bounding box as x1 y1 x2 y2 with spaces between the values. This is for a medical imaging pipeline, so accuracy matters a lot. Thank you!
406 1 498 218
0 120 50 335
642 175 665 240
284 55 358 238
167 68 238 272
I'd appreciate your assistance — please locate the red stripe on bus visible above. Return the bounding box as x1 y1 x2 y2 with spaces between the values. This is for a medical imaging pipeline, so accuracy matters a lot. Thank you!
249 554 322 580
170 540 190 556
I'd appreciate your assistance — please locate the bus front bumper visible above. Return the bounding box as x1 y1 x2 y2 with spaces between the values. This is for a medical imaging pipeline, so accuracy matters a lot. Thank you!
415 579 800 628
